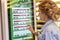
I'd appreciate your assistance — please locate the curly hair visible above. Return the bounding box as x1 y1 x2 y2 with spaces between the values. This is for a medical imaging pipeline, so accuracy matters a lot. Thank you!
39 1 60 21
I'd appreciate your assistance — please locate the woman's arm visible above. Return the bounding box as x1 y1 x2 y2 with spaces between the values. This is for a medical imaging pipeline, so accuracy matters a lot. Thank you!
27 25 38 36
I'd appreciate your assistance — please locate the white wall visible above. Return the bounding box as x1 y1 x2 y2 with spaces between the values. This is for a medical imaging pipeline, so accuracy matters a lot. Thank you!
0 1 2 40
1 0 9 40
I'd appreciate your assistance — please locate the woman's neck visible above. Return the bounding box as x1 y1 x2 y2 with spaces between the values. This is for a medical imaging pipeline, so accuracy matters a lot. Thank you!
45 18 50 22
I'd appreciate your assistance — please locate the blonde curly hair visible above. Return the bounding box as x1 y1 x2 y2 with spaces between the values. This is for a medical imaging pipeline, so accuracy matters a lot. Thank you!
39 1 60 21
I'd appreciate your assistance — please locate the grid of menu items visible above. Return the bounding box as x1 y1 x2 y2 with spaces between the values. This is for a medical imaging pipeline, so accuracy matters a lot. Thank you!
10 0 33 40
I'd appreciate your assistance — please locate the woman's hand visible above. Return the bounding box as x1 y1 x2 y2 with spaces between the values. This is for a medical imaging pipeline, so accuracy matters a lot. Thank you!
27 25 38 35
27 25 35 34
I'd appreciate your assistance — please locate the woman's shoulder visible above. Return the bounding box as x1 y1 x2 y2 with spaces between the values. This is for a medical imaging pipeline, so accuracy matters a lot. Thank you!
46 22 60 34
48 22 57 27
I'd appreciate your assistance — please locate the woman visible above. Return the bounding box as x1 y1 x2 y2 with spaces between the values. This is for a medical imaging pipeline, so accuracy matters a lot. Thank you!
27 0 60 40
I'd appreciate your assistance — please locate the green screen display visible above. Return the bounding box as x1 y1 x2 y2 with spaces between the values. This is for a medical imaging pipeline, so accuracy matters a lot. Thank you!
10 0 34 40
